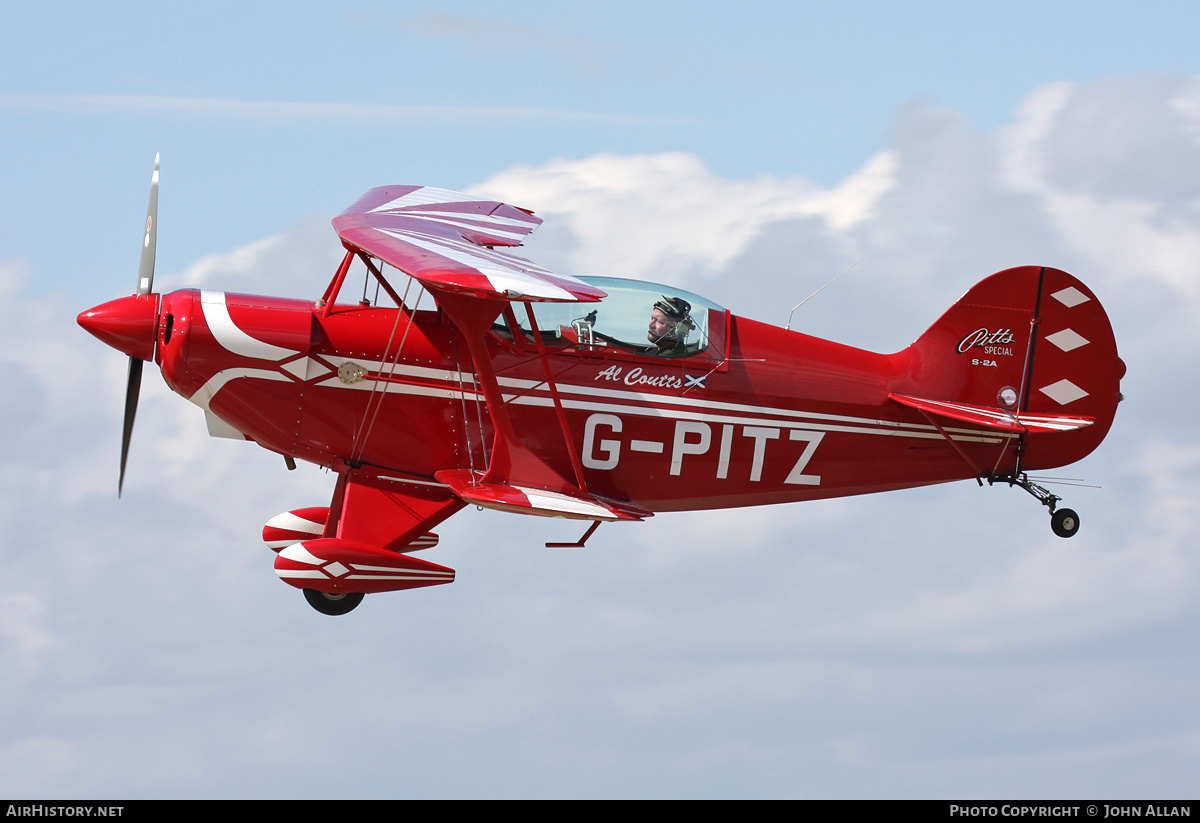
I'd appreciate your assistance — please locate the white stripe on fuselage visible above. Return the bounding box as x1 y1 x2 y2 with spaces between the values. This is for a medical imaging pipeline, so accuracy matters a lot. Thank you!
190 367 291 411
199 291 298 362
191 339 1004 447
313 358 956 437
309 360 1003 445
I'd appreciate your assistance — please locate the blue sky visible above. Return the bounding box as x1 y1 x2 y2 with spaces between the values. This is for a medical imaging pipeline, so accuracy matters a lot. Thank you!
7 1 1200 292
3 0 1200 799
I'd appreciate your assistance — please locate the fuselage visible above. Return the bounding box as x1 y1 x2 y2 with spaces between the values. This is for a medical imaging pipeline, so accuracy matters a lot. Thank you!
150 286 1085 513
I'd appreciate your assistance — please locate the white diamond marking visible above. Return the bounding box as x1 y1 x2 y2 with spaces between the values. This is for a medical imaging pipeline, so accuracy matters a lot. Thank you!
1040 379 1089 405
281 358 310 380
285 356 331 381
323 562 350 578
1045 328 1090 352
1051 286 1089 308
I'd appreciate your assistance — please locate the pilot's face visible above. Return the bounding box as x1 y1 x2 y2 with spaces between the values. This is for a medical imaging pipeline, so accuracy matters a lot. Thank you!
648 308 672 338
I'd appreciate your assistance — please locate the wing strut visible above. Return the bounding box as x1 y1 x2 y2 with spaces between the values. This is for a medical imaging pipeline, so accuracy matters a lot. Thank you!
434 290 566 488
430 287 650 522
910 407 988 483
523 302 589 492
356 253 408 308
318 251 354 316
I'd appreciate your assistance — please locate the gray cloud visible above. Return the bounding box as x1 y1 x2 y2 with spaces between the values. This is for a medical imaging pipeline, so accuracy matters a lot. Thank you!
1042 76 1200 205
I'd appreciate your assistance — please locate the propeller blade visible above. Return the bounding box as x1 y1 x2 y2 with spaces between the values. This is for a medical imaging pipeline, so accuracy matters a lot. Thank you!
119 356 143 497
119 153 159 496
137 153 160 296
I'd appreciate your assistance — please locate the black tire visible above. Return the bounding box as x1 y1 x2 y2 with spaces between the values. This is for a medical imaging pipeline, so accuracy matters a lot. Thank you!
1051 508 1080 538
303 589 364 615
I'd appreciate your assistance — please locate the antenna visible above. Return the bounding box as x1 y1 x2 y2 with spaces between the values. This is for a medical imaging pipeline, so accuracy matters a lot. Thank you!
785 258 863 331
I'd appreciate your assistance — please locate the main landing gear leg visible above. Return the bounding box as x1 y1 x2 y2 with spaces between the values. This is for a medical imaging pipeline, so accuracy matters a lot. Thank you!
988 473 1080 539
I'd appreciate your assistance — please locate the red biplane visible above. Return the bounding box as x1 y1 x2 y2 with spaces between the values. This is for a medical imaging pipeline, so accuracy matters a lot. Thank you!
79 157 1125 614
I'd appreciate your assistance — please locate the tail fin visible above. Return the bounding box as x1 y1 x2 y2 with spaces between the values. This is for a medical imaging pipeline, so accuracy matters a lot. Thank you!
900 266 1125 470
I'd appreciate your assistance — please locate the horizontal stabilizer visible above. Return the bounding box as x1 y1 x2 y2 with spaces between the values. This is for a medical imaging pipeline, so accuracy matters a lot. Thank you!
889 393 1095 434
435 469 652 521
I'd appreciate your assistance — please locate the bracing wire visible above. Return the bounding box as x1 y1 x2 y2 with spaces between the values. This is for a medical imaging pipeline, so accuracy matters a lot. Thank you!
349 271 419 464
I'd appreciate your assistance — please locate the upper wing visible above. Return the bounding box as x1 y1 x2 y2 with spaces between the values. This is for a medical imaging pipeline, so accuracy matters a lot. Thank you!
332 185 605 303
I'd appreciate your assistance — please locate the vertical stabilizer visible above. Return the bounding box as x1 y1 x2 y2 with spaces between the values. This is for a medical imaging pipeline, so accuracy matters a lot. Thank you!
899 266 1124 470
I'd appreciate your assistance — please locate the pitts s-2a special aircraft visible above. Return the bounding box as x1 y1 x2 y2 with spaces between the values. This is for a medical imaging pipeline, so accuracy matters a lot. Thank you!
79 157 1125 615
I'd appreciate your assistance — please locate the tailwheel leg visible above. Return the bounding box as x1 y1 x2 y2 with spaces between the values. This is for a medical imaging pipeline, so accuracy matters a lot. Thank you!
988 473 1080 539
303 589 365 615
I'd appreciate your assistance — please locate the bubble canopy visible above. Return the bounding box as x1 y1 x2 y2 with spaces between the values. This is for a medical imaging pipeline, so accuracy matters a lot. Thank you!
510 276 727 358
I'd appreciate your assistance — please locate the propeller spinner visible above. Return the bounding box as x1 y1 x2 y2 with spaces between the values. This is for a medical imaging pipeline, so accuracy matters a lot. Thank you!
77 154 162 496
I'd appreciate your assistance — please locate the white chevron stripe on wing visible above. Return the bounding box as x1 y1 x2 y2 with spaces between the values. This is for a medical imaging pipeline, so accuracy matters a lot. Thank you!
377 229 579 300
367 187 493 211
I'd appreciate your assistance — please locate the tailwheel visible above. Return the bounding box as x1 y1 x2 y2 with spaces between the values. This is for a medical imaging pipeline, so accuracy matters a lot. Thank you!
988 472 1083 539
1051 508 1080 539
303 589 364 615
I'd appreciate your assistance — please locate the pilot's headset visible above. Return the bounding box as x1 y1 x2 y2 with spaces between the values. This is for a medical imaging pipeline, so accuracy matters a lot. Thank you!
653 296 695 342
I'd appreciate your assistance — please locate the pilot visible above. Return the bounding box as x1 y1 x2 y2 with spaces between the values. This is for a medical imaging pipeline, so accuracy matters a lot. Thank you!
647 296 695 356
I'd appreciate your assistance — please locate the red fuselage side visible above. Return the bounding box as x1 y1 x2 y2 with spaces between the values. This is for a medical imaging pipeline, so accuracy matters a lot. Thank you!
153 287 1104 514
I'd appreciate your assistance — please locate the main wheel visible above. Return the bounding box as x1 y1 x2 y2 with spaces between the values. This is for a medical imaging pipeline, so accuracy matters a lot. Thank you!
1051 508 1080 538
303 589 364 615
